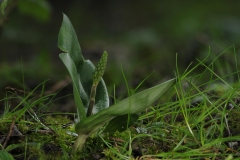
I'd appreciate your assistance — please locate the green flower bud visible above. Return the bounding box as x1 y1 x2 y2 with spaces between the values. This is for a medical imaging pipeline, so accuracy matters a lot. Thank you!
93 51 108 85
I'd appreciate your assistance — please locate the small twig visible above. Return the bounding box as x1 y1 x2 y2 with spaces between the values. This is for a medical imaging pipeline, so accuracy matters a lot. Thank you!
225 105 234 137
225 147 240 156
5 77 71 97
109 137 125 143
224 114 231 136
3 115 16 148
5 86 38 97
29 129 55 134
27 108 59 136
44 77 71 95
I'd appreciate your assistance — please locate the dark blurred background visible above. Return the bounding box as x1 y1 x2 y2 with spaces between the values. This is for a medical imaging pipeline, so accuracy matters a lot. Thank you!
1 0 240 99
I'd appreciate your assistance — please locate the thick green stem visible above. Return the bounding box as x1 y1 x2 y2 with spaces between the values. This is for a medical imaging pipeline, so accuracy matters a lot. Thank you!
87 84 97 117
72 134 89 154
86 51 108 117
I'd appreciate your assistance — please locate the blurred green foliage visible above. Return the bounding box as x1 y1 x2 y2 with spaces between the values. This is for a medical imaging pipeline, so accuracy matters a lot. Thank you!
17 0 51 23
1 1 240 97
0 0 8 16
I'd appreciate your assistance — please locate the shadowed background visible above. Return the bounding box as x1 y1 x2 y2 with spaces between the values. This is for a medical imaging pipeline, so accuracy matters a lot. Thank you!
1 0 240 100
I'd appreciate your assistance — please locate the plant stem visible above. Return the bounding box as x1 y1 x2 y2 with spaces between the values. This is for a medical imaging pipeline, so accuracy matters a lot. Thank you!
86 51 108 117
87 84 97 117
72 134 89 154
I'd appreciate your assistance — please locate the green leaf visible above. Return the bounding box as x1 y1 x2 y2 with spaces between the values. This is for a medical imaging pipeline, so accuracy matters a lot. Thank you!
103 114 139 133
75 78 175 135
58 14 109 119
17 0 51 22
58 13 83 66
59 53 86 121
0 150 14 160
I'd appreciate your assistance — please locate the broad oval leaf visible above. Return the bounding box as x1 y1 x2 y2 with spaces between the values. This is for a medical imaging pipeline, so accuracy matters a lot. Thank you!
58 13 83 66
103 114 139 133
75 78 175 135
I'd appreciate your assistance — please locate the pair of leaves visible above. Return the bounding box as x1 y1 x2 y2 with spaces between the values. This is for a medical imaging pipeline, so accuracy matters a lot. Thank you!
58 14 109 121
58 14 175 152
75 78 175 135
58 14 138 133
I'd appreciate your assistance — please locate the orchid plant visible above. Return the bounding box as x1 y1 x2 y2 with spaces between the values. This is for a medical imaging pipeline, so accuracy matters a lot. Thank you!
58 14 175 153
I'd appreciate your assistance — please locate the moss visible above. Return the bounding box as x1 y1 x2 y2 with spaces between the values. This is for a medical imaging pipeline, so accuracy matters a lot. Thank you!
0 113 78 159
102 148 120 160
228 108 240 136
0 122 11 134
43 115 73 129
